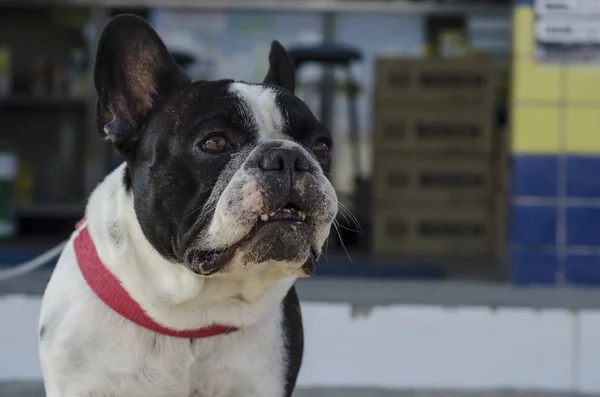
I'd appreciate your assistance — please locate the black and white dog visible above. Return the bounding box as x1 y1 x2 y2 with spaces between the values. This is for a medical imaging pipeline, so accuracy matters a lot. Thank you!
38 15 337 397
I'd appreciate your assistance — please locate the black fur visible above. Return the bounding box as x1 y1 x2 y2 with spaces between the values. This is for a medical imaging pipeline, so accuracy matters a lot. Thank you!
282 286 303 397
263 40 296 93
94 15 331 268
94 14 188 157
94 14 333 396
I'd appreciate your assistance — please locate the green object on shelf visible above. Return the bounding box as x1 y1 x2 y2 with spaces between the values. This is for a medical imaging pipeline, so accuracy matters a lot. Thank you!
0 139 17 239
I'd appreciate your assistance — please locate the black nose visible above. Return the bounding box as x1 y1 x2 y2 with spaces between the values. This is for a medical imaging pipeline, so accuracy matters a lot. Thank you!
259 147 310 173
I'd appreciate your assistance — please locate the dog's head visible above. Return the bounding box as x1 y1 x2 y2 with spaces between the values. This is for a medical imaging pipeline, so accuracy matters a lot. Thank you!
94 15 337 279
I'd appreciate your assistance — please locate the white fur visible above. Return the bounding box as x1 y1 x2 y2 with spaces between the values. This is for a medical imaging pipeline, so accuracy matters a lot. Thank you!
199 83 336 258
38 82 337 397
39 165 292 397
202 138 336 259
229 83 286 141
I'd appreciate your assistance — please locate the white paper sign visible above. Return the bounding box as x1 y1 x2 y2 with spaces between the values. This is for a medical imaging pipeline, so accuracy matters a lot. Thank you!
535 0 600 16
535 0 600 63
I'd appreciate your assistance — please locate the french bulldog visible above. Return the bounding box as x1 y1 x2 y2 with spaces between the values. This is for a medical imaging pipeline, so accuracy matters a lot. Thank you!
38 14 337 397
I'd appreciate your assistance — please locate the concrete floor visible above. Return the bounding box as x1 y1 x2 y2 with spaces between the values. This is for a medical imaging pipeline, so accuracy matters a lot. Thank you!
296 391 599 397
6 268 600 310
1 382 598 397
5 272 600 397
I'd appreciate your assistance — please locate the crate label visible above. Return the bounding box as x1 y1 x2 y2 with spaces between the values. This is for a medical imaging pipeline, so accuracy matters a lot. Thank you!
419 172 486 189
416 122 482 140
418 221 486 238
419 72 488 90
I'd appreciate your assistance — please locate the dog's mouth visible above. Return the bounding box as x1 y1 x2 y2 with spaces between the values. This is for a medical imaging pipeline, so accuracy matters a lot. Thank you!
256 203 306 229
186 203 314 276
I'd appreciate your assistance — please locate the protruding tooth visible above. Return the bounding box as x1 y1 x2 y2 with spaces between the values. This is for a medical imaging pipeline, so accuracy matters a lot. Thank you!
260 214 269 221
270 212 276 216
283 208 291 213
299 211 306 221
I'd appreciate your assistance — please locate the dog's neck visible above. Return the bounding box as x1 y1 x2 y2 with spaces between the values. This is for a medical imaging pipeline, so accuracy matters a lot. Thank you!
84 163 297 331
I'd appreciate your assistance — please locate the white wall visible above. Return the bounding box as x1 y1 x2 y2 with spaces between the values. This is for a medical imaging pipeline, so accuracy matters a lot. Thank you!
2 295 599 393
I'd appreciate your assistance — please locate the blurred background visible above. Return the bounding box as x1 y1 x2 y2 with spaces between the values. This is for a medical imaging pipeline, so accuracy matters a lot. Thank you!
1 0 600 396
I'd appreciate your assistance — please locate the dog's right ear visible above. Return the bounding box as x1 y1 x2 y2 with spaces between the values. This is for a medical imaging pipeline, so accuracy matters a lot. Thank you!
263 41 296 93
94 14 188 155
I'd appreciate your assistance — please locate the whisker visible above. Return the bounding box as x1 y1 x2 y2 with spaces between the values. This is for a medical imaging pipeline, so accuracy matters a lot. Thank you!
324 236 330 264
337 202 362 232
336 210 362 233
334 221 363 234
184 184 221 220
333 222 352 264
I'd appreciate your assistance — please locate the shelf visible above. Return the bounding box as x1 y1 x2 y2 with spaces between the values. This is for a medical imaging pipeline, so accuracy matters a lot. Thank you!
0 95 87 110
0 0 511 15
16 203 85 218
0 236 67 253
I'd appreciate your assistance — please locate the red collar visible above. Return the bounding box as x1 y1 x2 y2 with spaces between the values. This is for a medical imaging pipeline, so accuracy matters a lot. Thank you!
73 219 238 339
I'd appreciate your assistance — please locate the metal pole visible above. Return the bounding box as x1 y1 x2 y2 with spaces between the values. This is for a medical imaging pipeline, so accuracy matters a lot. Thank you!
319 11 336 132
345 65 361 181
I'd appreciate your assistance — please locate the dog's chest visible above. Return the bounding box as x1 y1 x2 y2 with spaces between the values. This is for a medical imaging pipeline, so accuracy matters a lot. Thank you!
39 226 292 397
81 316 286 397
55 314 285 397
185 317 286 397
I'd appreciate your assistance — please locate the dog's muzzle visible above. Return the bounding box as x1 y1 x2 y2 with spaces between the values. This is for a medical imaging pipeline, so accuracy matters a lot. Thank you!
186 140 336 276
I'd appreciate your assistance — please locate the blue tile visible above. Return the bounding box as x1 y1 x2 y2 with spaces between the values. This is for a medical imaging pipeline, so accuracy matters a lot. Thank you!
511 250 558 285
510 205 557 246
565 254 600 285
566 207 600 246
512 155 558 197
566 156 600 198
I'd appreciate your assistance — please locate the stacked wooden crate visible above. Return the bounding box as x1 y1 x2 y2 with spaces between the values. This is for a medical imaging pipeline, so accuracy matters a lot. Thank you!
371 57 505 261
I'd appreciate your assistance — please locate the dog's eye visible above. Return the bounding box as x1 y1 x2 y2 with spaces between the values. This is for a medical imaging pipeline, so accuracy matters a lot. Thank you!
200 136 230 153
311 140 330 157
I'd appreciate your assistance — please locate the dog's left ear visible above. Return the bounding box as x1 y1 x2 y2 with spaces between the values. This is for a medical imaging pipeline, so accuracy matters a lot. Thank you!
263 40 296 93
94 14 188 155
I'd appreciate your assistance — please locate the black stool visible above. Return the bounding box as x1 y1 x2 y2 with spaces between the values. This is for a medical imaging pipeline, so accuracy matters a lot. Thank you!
288 44 367 249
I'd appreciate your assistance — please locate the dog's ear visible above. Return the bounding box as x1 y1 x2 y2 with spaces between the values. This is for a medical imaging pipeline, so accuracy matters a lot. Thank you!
263 40 296 93
94 14 187 154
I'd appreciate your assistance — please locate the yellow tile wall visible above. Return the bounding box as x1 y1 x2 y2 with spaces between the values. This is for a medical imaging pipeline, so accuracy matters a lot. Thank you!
511 5 600 155
512 5 535 57
566 108 600 154
512 105 560 153
513 58 561 103
566 67 600 103
512 6 558 154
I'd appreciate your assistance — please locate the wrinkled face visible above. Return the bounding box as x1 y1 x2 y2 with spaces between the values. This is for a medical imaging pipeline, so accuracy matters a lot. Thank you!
131 81 337 276
94 15 337 277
